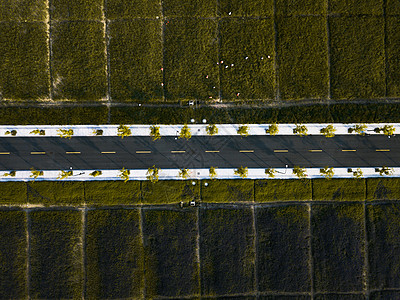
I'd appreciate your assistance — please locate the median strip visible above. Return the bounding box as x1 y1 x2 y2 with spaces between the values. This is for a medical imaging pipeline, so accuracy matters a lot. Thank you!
136 150 152 154
31 152 46 155
66 152 81 154
376 149 390 152
171 150 185 153
274 149 288 153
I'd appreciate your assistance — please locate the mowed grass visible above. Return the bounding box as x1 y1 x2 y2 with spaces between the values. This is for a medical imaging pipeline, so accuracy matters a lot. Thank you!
50 0 103 21
276 0 326 15
329 16 385 99
312 203 365 292
109 20 162 102
106 0 160 19
329 0 383 14
387 0 400 15
29 210 83 299
164 19 219 101
0 22 49 100
163 0 216 17
255 179 311 202
367 203 400 289
0 0 47 21
52 21 106 101
386 17 400 97
142 180 200 204
0 182 26 205
85 181 141 205
143 209 199 297
257 205 310 292
0 210 26 299
27 181 84 205
366 178 400 200
220 19 275 100
201 179 254 202
86 209 143 299
200 207 255 296
277 16 328 100
218 0 273 16
312 178 366 201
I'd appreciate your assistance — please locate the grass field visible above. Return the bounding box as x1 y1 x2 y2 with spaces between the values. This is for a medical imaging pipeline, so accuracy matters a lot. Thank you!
51 0 103 21
387 0 400 14
219 0 273 16
312 178 366 201
255 179 311 202
142 180 200 204
27 181 84 205
386 16 400 97
85 181 141 205
164 0 217 17
366 178 400 200
329 0 383 14
0 0 47 21
276 0 326 15
0 182 26 205
201 179 254 202
106 0 160 19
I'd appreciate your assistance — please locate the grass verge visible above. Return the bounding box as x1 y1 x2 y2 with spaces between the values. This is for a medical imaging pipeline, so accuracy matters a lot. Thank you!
386 16 400 97
142 180 199 204
366 178 400 200
0 182 26 205
312 178 365 201
27 181 84 205
85 181 141 205
255 179 311 202
201 179 254 202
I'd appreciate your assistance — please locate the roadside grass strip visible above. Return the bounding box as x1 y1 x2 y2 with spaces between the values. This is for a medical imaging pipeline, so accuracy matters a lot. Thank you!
276 0 326 15
142 180 200 204
86 209 143 299
29 210 83 299
329 0 383 14
164 19 219 101
218 0 273 16
0 210 27 299
201 179 254 203
50 0 103 21
257 205 310 292
386 17 400 97
312 203 365 292
0 0 47 21
200 207 255 295
312 178 366 201
277 16 328 100
366 178 400 201
367 203 400 290
27 181 85 206
220 18 275 100
106 0 161 19
0 182 27 205
52 21 107 101
0 22 49 100
329 16 385 99
163 0 216 17
85 181 141 205
143 209 199 297
109 20 162 102
255 179 312 202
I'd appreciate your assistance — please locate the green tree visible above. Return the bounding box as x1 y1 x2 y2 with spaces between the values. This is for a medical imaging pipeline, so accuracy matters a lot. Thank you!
146 165 160 183
209 166 217 179
293 124 308 137
5 130 17 136
150 126 161 141
379 125 395 136
118 168 130 182
265 124 279 135
234 166 248 178
353 168 363 179
237 125 249 137
90 170 102 177
320 166 334 179
30 129 46 135
57 128 73 139
30 168 44 181
93 129 103 136
320 125 336 138
117 125 131 139
348 124 367 136
265 168 276 178
58 170 73 180
3 170 16 177
179 168 190 179
379 166 394 176
179 125 191 140
206 124 218 136
293 166 307 179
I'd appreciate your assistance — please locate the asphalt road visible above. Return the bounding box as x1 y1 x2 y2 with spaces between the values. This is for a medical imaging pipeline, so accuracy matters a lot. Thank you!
0 135 398 170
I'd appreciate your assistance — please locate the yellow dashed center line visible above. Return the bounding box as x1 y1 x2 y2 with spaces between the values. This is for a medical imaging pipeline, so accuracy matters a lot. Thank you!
239 150 254 153
66 151 81 154
0 152 10 155
136 150 152 154
274 149 288 153
342 149 356 152
309 149 322 152
101 151 116 154
205 150 220 153
376 149 390 152
171 150 185 153
31 152 46 155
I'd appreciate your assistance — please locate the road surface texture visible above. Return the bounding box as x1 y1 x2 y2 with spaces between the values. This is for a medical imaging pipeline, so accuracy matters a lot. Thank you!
0 135 398 170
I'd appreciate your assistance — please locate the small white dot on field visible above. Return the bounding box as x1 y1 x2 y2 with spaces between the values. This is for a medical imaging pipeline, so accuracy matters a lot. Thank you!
220 60 224 63
156 16 159 19
225 66 228 68
261 57 264 60
245 57 248 59
213 86 216 88
267 55 271 58
236 92 240 96
229 12 232 15
209 96 212 98
161 67 163 71
231 64 234 66
161 83 164 86
206 75 208 78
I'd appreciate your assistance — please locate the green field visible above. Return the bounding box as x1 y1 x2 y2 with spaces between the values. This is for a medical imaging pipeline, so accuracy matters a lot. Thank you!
312 178 366 201
366 178 400 201
329 0 383 14
164 0 216 17
386 16 400 97
85 181 141 205
27 181 85 205
219 0 273 16
142 180 199 204
0 0 47 21
0 182 26 205
255 179 311 202
201 179 254 203
106 0 160 19
276 0 326 15
51 0 103 21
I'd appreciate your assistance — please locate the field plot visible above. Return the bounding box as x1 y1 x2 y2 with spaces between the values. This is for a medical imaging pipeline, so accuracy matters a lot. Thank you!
143 209 199 297
260 297 310 300
200 207 255 295
369 291 400 299
312 178 365 201
312 203 365 292
255 179 311 202
86 209 143 299
27 181 84 205
29 210 82 299
0 22 49 100
106 0 160 19
142 180 199 204
218 0 273 16
164 19 219 101
367 203 400 289
366 178 400 200
109 20 162 102
201 179 254 203
85 181 141 205
314 295 365 300
387 0 400 15
0 0 47 21
163 0 216 17
329 0 383 14
0 182 26 205
257 205 310 292
220 19 275 100
277 16 328 100
329 16 385 99
386 17 400 97
51 21 106 101
0 210 26 299
276 0 326 15
50 0 103 21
